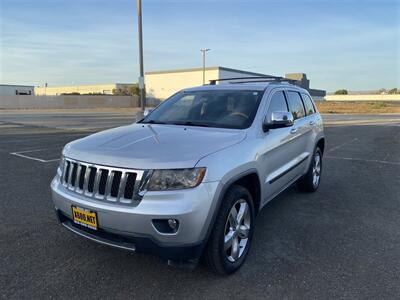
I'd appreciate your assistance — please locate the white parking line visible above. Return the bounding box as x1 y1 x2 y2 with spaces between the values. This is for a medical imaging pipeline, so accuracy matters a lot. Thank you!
325 156 400 166
0 133 88 145
327 138 358 153
10 148 61 163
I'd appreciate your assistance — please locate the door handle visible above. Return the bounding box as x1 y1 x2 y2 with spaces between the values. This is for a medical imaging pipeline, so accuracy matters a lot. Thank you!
290 128 298 134
309 120 316 126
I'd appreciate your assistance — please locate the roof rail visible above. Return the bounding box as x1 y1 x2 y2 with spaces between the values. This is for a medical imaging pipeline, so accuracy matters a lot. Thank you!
208 76 297 85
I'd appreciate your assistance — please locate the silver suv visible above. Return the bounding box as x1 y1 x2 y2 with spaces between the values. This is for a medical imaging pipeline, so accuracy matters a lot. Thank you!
51 79 325 274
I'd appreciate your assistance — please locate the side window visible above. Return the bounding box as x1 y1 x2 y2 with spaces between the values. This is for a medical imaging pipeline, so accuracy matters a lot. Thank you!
287 91 306 120
301 93 316 115
266 91 288 122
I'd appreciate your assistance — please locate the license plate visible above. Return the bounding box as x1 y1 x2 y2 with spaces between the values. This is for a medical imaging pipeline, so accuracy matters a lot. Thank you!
71 206 98 230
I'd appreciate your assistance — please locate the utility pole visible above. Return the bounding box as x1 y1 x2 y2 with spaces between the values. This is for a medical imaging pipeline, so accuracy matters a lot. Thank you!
137 0 145 112
200 49 210 85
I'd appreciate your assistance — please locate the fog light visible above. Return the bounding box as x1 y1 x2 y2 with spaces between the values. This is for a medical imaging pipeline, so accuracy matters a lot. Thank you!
152 219 179 233
168 219 178 230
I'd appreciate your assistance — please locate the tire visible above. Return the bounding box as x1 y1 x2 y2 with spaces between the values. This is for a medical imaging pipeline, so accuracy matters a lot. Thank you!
203 185 255 275
297 147 323 192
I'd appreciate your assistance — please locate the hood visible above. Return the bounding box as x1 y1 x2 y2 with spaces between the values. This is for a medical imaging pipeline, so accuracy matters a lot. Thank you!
65 123 246 169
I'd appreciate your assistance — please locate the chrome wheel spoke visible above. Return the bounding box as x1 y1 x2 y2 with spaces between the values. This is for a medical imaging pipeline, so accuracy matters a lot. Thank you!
231 237 239 260
316 165 321 175
228 206 238 227
236 202 248 225
315 155 320 166
312 153 321 187
224 231 235 251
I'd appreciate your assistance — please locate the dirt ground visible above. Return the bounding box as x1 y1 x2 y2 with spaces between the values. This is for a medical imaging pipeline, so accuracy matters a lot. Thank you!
316 101 400 114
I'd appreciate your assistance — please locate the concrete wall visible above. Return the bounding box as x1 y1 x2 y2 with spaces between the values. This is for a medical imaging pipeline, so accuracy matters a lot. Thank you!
145 69 219 100
0 95 140 109
35 84 119 96
312 96 326 102
325 94 400 101
34 84 136 96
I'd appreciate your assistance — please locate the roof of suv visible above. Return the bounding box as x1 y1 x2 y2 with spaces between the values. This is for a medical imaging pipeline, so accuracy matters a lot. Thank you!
184 82 307 93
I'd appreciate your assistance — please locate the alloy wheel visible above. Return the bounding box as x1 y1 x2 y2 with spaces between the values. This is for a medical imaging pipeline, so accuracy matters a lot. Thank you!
224 199 251 263
312 152 321 188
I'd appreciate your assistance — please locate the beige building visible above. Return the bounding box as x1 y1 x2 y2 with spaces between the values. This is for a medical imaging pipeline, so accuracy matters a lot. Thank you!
145 66 267 100
35 83 135 96
145 67 326 101
285 73 326 98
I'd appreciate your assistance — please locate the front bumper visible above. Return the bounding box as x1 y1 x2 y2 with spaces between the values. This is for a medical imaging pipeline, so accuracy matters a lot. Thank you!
51 176 220 259
56 210 204 261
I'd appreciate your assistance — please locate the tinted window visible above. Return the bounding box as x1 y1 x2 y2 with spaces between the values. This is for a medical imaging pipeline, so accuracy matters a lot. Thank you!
266 91 288 122
301 93 316 115
287 91 306 120
142 90 264 129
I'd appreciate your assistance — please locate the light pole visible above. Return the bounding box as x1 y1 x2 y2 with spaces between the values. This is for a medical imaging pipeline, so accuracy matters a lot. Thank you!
137 0 145 112
200 48 210 85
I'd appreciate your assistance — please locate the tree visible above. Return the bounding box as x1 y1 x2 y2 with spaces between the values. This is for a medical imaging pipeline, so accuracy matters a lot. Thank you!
334 89 348 95
112 85 140 96
61 92 80 95
388 88 398 94
378 88 387 94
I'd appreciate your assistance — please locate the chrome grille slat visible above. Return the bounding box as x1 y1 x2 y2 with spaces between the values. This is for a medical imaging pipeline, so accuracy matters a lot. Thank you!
61 159 68 185
67 162 74 189
117 172 127 203
75 164 82 191
83 165 91 193
61 158 144 206
92 169 102 197
104 171 115 201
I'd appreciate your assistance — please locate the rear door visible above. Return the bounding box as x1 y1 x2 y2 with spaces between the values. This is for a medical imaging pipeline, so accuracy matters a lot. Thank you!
300 92 320 167
283 90 311 177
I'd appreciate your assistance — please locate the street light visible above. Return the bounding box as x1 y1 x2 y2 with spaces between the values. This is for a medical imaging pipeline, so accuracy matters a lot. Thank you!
200 48 210 85
137 0 145 112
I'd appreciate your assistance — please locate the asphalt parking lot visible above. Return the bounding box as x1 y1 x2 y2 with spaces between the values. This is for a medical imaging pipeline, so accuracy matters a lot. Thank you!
1 112 400 299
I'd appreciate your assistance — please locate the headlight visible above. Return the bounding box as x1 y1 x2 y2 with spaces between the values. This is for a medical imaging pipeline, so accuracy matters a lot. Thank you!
146 168 206 191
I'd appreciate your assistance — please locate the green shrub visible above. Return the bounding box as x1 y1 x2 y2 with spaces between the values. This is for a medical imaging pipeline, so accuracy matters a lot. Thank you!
334 89 348 95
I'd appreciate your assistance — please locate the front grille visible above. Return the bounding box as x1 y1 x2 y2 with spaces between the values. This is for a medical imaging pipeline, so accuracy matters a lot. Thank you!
61 158 147 205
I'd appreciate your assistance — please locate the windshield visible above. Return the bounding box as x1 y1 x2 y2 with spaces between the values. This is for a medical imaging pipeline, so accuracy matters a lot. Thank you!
141 90 264 129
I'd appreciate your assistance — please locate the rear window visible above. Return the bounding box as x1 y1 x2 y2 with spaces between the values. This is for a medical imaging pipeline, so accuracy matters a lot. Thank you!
301 93 316 115
287 91 306 120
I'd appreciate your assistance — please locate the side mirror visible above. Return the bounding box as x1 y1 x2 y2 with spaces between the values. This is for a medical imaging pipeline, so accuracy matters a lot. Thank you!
143 108 153 117
263 111 294 132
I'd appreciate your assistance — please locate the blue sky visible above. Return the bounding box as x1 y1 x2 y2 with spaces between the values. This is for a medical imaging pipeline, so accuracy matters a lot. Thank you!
1 0 399 92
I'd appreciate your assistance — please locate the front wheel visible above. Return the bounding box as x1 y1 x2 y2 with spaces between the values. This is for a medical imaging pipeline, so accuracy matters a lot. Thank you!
203 185 254 275
297 147 323 192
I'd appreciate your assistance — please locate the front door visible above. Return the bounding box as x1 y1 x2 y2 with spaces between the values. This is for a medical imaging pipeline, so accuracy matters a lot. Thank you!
260 89 308 203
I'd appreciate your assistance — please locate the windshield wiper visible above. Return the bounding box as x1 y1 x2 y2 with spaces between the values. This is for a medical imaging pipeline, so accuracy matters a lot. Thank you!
168 121 211 127
141 120 167 124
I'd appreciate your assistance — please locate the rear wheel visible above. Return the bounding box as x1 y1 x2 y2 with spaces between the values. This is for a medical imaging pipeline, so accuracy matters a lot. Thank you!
203 185 254 275
297 147 322 192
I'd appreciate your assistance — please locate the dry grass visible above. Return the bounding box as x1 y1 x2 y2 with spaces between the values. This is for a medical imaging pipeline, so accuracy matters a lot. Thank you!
316 101 400 114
